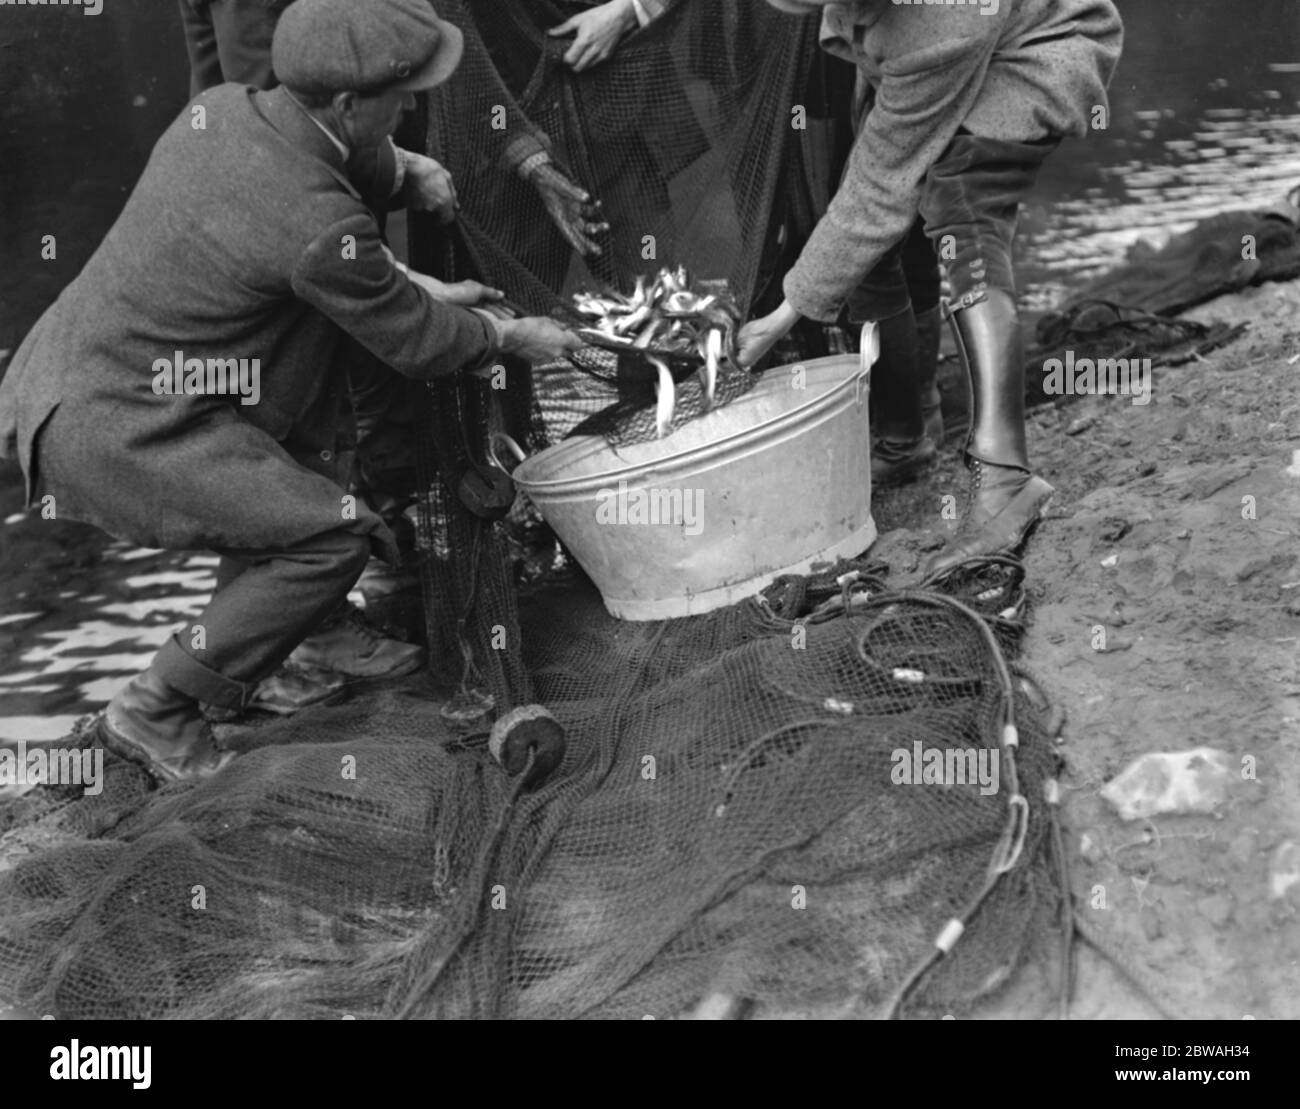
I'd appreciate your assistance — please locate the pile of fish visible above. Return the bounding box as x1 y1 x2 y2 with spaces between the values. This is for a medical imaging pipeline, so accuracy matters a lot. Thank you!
573 267 742 438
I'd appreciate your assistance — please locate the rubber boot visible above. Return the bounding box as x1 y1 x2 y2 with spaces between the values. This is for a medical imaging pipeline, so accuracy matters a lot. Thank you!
922 289 1055 577
869 306 937 487
98 668 237 784
914 305 945 447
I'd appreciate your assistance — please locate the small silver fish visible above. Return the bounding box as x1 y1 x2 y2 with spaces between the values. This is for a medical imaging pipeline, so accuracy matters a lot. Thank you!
649 355 676 438
700 328 721 408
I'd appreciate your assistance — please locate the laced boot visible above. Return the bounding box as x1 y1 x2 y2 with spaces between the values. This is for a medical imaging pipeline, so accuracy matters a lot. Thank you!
98 668 237 784
922 289 1054 577
288 603 424 680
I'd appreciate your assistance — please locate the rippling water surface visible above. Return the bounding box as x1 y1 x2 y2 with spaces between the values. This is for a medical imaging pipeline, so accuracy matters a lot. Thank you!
1018 3 1300 308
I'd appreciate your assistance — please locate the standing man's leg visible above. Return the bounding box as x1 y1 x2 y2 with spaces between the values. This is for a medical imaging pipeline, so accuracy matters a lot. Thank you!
848 231 936 486
901 221 944 448
919 131 1060 575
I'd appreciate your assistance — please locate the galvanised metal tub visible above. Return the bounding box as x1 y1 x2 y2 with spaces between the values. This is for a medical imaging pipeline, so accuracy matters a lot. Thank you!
506 327 879 620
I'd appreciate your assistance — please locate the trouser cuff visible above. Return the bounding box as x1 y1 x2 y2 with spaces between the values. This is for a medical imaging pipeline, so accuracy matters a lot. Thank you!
151 634 253 710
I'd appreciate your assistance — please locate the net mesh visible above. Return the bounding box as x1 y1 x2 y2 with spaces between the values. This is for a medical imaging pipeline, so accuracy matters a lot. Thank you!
0 562 1060 1020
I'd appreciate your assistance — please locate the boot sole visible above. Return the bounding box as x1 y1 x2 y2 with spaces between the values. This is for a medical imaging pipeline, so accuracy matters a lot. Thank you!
332 652 426 685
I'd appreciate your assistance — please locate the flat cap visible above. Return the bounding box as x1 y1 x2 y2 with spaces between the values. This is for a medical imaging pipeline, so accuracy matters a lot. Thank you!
272 0 464 96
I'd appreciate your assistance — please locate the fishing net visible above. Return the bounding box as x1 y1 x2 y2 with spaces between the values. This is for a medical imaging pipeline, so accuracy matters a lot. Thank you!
407 0 855 447
0 558 1063 1020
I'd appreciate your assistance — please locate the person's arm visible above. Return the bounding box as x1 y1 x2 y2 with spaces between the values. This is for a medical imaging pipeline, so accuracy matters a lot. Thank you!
294 211 496 377
391 143 459 222
548 0 671 72
292 213 579 377
630 0 679 27
739 19 1003 367
783 20 1002 324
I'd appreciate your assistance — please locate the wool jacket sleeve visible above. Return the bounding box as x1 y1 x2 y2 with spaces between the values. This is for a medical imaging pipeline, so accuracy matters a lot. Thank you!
291 211 499 378
631 0 678 26
783 25 1001 323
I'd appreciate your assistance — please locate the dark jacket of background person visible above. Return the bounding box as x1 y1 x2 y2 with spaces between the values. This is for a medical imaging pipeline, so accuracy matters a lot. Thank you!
783 0 1124 322
178 0 294 97
0 84 497 563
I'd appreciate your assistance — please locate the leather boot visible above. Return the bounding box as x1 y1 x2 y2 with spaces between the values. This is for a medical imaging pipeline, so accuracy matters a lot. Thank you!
869 307 936 487
922 289 1054 577
288 603 424 680
914 305 945 447
98 669 237 784
249 664 347 716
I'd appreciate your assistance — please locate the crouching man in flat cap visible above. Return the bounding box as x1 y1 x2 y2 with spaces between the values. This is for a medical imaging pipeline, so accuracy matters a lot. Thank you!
0 0 580 783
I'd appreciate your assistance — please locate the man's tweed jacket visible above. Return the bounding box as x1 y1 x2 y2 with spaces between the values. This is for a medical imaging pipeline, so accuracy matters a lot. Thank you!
0 84 498 560
784 0 1124 322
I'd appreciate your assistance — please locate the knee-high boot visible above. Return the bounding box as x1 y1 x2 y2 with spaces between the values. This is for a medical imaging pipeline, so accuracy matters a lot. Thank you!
922 289 1054 575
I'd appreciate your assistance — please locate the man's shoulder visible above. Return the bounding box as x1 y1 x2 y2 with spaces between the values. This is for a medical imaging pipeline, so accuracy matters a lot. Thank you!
154 86 363 220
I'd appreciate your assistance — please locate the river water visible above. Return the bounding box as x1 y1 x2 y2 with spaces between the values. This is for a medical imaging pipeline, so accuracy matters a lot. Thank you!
1 1 1298 741
1018 0 1300 309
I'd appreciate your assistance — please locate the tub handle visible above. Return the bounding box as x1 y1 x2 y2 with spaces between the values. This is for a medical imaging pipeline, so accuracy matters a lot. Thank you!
854 321 880 406
487 432 528 472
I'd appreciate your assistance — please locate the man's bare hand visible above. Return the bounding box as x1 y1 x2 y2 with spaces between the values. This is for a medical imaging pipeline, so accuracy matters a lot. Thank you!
548 0 637 71
401 151 458 224
735 300 803 369
432 279 506 307
527 161 607 256
404 267 504 308
499 316 584 364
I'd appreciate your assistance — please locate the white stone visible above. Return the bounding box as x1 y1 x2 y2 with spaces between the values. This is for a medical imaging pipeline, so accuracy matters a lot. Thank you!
1100 747 1235 821
1269 841 1300 900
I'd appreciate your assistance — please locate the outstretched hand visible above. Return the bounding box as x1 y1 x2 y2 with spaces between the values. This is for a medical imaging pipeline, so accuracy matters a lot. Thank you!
735 301 802 368
528 161 608 256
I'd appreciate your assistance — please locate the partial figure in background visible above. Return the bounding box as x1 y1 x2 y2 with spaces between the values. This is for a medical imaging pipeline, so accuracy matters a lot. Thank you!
546 0 685 282
178 0 287 97
739 0 1124 574
428 0 693 296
